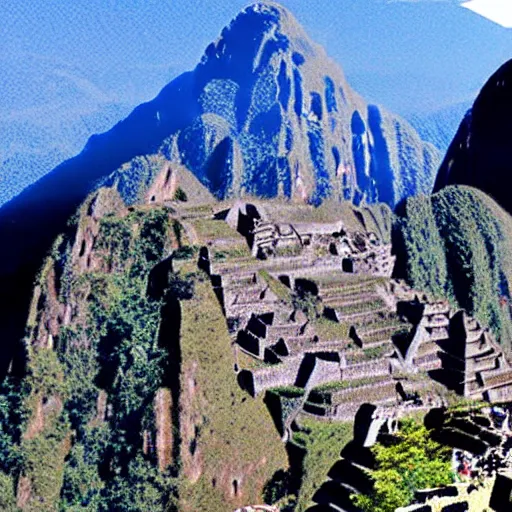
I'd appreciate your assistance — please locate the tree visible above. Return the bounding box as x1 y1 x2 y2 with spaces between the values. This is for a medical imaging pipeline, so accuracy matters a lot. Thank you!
352 420 454 512
100 455 178 512
0 471 18 511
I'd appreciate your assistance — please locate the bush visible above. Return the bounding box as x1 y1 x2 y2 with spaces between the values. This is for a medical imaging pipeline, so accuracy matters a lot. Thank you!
352 419 453 512
100 455 178 512
0 376 29 474
60 425 109 510
173 187 188 202
0 471 17 511
60 342 100 428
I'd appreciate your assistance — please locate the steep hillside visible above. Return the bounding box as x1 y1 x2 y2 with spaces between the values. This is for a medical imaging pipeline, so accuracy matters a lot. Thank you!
434 59 512 214
0 171 287 511
394 185 512 351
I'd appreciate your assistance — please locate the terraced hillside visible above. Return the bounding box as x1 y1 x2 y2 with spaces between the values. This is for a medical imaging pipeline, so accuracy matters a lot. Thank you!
394 185 512 353
4 156 512 511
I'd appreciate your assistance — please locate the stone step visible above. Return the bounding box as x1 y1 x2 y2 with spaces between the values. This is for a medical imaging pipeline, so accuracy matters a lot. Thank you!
311 480 362 512
480 368 512 390
467 328 485 343
415 340 440 358
413 352 442 370
467 355 499 374
225 301 277 319
361 338 392 349
334 307 389 324
316 274 381 290
356 323 405 342
466 343 495 359
357 319 403 335
328 459 373 494
318 282 380 299
322 293 381 308
423 302 451 316
305 380 396 413
266 323 305 340
321 286 379 299
287 339 348 357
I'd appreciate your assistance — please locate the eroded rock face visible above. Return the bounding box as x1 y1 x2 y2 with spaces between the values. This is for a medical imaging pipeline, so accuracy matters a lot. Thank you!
434 59 512 213
164 2 440 206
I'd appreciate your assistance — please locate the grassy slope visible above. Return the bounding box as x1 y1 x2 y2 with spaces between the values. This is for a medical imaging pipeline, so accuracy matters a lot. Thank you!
178 274 288 511
395 185 512 350
291 419 353 512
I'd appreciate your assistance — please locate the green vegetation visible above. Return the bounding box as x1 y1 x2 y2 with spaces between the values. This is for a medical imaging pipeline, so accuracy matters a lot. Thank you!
190 217 241 242
313 317 350 342
336 298 385 315
396 185 512 350
178 274 288 511
12 205 179 511
173 186 188 202
274 244 303 257
353 419 453 512
0 376 28 476
291 419 354 511
310 375 391 403
95 215 132 272
20 349 70 511
110 155 163 205
0 471 18 511
259 270 293 303
293 291 321 320
173 246 197 260
212 244 251 261
266 387 305 435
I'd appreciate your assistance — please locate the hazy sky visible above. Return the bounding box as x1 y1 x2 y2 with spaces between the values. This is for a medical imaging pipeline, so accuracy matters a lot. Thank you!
2 0 511 117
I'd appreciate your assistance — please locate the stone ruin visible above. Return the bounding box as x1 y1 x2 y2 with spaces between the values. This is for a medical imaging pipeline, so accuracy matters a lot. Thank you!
401 303 512 403
227 201 395 277
168 199 512 512
178 200 512 427
489 470 512 511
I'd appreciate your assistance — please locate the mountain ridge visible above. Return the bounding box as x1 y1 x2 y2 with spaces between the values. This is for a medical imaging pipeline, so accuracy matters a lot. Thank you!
0 1 440 376
434 58 512 212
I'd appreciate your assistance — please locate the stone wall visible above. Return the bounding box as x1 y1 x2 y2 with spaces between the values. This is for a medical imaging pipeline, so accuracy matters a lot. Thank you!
251 357 303 395
341 358 390 380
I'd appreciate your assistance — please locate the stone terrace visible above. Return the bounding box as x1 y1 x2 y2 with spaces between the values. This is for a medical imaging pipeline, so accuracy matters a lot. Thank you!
172 200 512 431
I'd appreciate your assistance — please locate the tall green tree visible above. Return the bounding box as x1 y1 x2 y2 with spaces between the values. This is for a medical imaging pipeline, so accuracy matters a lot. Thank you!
353 420 453 512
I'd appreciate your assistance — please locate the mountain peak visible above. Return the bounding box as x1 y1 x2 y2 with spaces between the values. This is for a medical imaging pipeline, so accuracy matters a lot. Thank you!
199 0 317 70
434 58 512 213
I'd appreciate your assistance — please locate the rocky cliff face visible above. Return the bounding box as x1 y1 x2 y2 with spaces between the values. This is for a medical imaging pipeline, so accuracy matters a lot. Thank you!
434 59 512 212
164 2 440 206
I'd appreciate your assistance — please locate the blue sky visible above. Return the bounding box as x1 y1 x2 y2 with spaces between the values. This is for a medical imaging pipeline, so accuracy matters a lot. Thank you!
1 0 511 203
2 0 511 115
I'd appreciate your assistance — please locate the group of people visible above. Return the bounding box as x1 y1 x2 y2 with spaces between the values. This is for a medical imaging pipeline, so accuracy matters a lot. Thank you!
453 407 512 485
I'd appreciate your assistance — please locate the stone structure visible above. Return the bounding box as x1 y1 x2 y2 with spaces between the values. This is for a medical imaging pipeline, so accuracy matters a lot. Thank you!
224 201 395 276
489 471 512 511
185 202 512 434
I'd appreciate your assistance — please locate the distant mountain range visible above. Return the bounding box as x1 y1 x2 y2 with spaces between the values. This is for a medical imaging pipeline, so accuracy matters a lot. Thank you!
1 2 440 209
406 101 471 154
